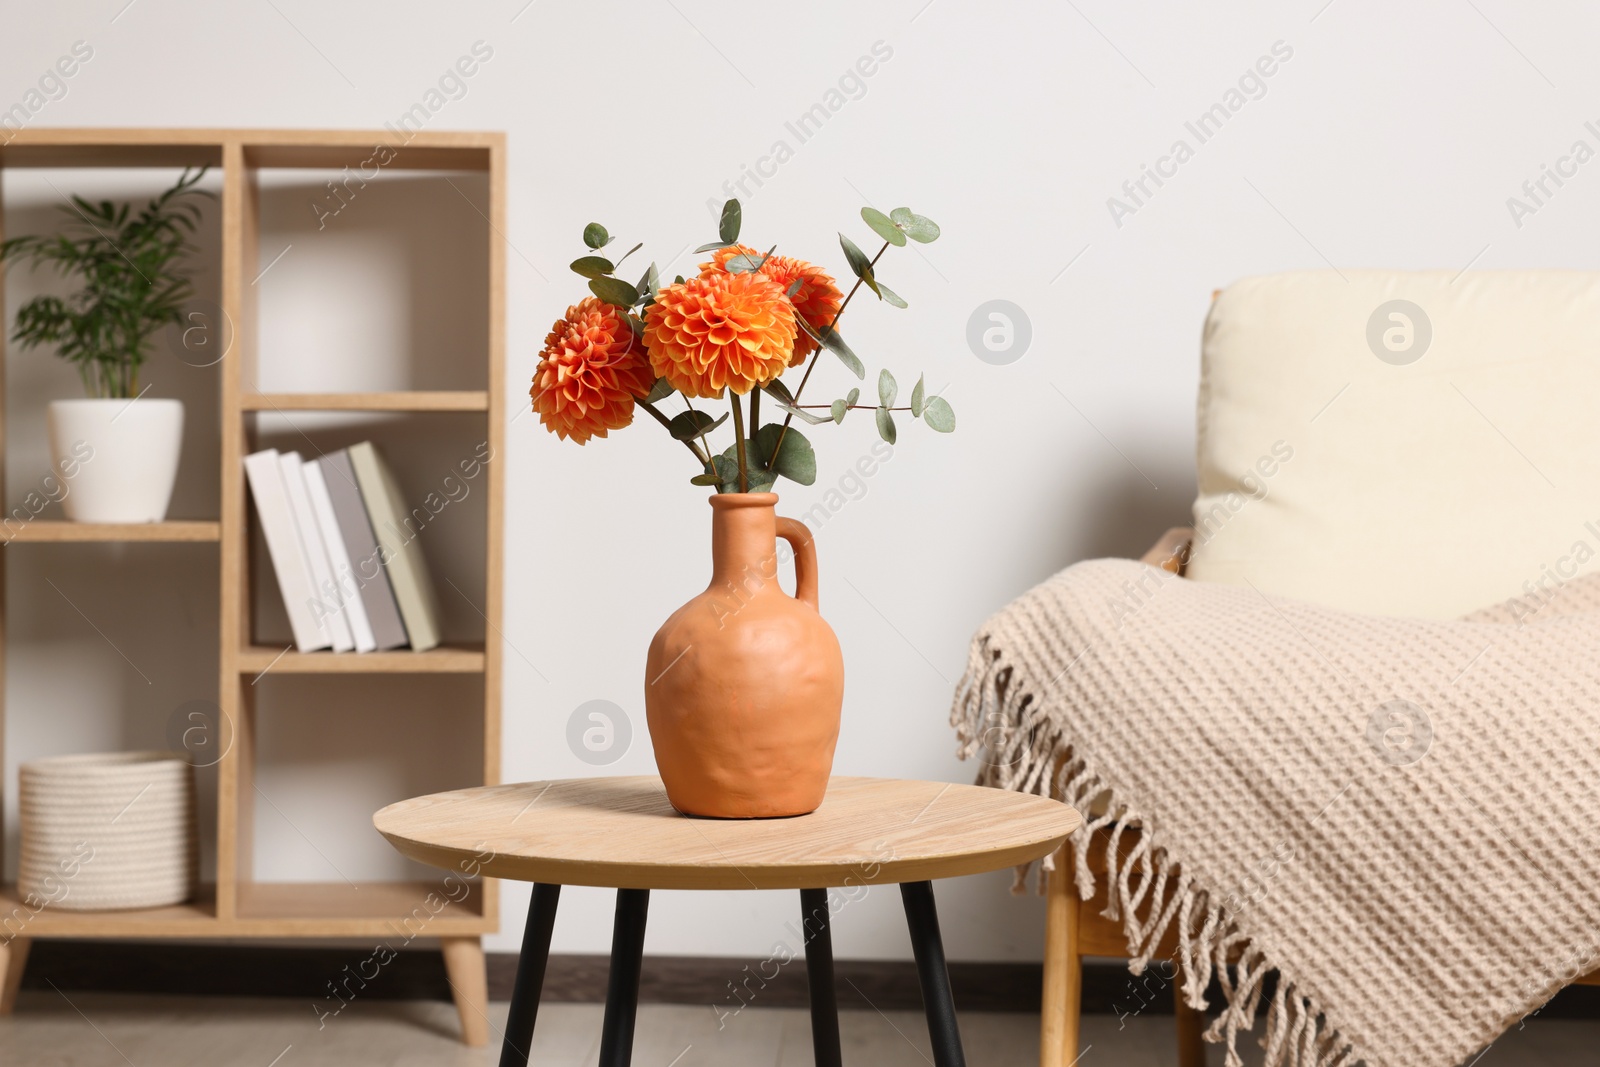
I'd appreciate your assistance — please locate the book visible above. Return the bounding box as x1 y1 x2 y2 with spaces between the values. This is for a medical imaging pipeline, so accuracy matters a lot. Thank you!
316 450 409 651
278 452 354 653
301 459 377 653
243 449 330 652
347 441 442 652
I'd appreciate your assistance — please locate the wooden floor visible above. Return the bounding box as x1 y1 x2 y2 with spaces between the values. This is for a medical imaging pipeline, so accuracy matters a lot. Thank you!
0 991 1595 1065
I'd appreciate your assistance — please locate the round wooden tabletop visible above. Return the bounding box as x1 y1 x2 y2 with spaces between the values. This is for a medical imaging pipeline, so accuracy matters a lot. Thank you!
374 776 1080 890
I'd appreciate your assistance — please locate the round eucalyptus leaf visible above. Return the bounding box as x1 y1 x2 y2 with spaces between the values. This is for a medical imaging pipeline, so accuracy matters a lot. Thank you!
878 368 897 407
875 406 897 445
583 222 610 249
570 255 614 279
756 423 817 486
589 276 640 308
922 395 956 432
911 374 926 417
889 208 940 243
861 206 906 246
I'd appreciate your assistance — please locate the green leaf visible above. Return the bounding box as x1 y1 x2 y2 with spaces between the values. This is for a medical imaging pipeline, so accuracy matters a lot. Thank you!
723 253 767 275
645 377 675 403
763 378 796 405
690 472 722 486
831 399 847 424
713 445 776 492
878 368 898 407
846 387 860 407
878 282 908 309
911 374 926 417
821 326 865 380
839 233 880 297
769 396 832 425
669 409 728 441
755 423 818 486
694 241 729 253
570 255 614 279
890 207 940 243
785 278 803 298
589 276 639 308
860 206 906 246
793 315 865 380
637 262 660 298
922 395 956 432
719 199 742 245
583 222 610 249
875 406 897 444
614 241 643 269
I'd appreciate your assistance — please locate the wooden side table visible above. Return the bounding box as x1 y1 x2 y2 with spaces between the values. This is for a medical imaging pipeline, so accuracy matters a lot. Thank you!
375 776 1078 1067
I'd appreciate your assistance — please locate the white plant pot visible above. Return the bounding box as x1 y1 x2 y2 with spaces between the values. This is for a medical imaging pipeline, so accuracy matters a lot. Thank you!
19 752 198 911
48 398 184 523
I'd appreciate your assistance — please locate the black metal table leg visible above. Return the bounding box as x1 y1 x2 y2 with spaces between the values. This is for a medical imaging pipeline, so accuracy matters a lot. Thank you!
597 888 651 1067
799 888 843 1067
900 881 967 1067
498 882 562 1067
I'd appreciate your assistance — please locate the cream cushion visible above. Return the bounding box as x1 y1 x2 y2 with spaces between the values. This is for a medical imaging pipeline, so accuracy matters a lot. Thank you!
1185 269 1600 619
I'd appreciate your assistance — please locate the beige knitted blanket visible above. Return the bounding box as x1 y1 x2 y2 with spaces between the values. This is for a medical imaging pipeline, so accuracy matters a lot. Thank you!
951 558 1600 1067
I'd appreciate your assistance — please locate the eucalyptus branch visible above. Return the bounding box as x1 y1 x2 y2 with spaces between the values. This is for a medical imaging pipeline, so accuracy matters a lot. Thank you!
764 239 891 470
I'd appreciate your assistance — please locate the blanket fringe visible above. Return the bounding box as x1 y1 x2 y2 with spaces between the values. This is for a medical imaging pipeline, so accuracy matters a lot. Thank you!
952 633 1360 1067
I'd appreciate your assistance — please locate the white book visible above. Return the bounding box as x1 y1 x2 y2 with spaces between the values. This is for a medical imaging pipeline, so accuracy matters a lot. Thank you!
302 460 377 653
279 451 354 653
243 449 330 653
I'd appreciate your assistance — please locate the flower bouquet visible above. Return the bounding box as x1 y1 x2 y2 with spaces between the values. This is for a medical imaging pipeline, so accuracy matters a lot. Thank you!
529 199 950 818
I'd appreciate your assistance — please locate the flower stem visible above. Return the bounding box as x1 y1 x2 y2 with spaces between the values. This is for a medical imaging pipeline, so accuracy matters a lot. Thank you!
729 391 749 493
765 239 891 471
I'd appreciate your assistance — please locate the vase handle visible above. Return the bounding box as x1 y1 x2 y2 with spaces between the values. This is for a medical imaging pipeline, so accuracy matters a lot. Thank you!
775 517 819 609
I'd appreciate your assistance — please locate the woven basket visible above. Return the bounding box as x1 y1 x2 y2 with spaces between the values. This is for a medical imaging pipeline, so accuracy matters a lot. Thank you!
19 752 198 911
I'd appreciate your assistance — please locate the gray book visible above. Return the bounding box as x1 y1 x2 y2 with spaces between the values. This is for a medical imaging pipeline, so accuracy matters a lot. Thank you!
347 441 443 652
316 449 409 651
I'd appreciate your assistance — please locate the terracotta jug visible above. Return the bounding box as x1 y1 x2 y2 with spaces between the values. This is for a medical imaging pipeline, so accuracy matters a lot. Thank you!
645 492 844 818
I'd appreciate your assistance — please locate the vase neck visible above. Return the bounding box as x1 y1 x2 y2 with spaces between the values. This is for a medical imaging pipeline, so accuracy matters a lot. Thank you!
709 496 779 591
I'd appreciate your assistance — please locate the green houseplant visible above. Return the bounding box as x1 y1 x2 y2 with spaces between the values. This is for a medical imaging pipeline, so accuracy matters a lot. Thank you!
0 167 211 522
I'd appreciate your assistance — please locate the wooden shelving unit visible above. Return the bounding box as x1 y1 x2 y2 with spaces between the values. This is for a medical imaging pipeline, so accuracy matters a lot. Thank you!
0 129 505 1044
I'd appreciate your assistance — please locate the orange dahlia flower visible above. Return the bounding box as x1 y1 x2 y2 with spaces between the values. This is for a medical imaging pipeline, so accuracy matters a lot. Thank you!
701 245 843 364
643 272 797 397
530 297 653 444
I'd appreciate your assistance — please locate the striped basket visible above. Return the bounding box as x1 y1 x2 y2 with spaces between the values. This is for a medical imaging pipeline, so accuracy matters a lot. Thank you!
19 752 197 911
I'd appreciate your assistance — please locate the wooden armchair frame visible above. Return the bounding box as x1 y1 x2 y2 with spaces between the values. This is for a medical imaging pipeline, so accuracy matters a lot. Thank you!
1039 527 1203 1067
1038 526 1599 1066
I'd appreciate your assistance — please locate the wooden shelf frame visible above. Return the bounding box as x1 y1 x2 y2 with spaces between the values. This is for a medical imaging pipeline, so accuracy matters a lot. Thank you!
1 521 221 543
0 131 504 972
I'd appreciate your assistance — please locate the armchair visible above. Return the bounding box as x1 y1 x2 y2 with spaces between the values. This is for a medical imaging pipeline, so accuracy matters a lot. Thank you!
1033 269 1600 1066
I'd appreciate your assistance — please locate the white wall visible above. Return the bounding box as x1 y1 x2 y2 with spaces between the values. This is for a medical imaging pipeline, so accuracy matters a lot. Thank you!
3 0 1591 964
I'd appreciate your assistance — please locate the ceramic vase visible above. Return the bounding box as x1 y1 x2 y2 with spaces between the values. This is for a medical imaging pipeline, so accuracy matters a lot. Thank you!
644 492 844 818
